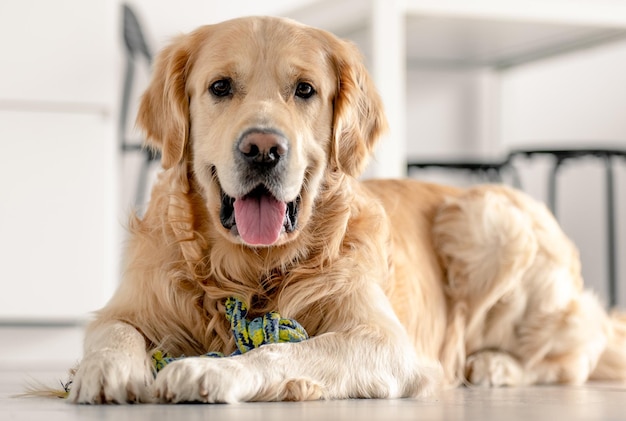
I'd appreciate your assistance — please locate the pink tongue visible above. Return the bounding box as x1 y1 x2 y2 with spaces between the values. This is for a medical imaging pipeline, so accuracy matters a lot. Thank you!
234 194 287 245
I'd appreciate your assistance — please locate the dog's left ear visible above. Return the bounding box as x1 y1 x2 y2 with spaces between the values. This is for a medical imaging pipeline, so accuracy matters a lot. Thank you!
137 32 198 169
328 38 388 177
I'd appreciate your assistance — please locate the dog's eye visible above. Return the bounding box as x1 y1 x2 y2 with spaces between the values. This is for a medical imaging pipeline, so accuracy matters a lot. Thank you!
209 79 232 97
295 82 315 99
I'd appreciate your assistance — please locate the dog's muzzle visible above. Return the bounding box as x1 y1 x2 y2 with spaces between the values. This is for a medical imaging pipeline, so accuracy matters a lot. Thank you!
217 128 300 246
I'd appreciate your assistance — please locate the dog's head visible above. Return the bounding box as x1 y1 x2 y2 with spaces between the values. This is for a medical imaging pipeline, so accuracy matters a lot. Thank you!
137 16 387 247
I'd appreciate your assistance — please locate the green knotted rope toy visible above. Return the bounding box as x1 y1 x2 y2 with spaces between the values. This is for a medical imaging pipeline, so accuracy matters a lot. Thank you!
151 296 309 372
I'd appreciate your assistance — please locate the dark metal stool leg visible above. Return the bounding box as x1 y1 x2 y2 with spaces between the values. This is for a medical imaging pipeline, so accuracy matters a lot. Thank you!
548 158 563 216
509 166 522 190
605 155 618 307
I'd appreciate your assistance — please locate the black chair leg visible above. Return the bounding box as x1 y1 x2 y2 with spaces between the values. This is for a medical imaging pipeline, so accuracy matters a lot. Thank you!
135 151 153 209
605 156 618 307
547 158 563 216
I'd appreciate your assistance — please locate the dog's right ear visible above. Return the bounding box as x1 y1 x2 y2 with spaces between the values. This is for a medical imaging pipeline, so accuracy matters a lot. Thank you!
137 34 194 169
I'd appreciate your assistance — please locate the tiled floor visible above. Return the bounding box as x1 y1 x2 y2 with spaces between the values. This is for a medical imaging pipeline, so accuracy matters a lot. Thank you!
3 368 626 421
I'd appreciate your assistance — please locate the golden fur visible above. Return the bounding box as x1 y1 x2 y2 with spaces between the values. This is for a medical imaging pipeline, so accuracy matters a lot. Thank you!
68 16 626 403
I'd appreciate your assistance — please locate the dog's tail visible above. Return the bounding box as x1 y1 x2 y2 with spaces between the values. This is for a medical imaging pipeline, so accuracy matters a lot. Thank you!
13 366 75 400
591 311 626 381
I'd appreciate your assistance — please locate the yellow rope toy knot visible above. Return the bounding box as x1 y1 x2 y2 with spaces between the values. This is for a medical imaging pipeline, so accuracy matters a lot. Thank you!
152 297 309 373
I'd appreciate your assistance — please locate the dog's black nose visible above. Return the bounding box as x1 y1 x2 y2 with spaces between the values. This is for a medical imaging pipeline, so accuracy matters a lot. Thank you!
238 130 288 167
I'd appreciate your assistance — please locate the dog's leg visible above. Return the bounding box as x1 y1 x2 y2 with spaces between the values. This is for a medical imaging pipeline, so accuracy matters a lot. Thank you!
592 311 626 381
466 347 600 387
433 187 537 382
516 291 609 386
153 285 441 403
466 290 611 387
69 321 154 403
153 331 440 403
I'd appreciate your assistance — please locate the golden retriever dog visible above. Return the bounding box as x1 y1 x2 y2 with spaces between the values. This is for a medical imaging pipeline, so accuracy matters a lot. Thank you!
68 16 626 403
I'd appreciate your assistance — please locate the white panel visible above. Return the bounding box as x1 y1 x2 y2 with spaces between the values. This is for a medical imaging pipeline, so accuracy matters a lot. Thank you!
0 111 116 321
369 0 407 178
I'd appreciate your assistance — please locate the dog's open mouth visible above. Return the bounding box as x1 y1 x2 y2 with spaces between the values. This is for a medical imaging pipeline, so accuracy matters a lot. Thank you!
220 185 299 246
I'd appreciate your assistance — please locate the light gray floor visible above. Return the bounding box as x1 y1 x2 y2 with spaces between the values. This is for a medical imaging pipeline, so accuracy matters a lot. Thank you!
3 368 626 421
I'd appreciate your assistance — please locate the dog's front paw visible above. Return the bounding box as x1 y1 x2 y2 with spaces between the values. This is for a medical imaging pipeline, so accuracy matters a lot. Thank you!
154 357 262 403
68 349 154 403
465 350 524 387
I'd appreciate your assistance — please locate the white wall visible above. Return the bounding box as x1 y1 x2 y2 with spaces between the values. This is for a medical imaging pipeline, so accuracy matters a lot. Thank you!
501 42 626 145
406 68 499 160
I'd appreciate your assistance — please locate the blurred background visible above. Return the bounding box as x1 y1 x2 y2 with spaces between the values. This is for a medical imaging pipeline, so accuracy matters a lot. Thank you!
1 0 625 371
